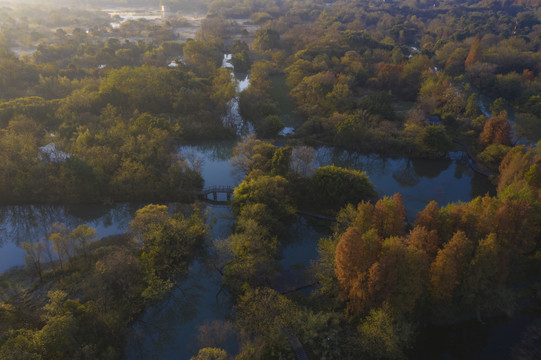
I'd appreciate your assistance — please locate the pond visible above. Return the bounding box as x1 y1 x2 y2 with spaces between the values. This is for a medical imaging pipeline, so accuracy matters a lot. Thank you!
314 147 495 218
121 135 495 358
178 140 495 218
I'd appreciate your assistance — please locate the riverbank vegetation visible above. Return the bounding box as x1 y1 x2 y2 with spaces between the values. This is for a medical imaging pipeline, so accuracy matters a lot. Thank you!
1 0 541 359
0 204 207 359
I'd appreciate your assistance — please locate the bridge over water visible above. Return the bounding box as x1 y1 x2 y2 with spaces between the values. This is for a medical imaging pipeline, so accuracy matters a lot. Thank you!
199 186 234 202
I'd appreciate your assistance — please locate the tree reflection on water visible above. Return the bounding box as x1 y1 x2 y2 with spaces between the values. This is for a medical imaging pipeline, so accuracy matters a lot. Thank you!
0 203 137 246
126 258 236 360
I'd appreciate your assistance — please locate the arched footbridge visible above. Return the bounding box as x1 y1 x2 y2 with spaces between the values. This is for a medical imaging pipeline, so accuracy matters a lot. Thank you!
199 186 234 202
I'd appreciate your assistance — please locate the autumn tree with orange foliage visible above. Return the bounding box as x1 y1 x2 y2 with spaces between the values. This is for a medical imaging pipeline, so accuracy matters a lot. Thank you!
462 233 509 312
373 193 407 238
465 36 482 68
366 237 429 314
335 228 381 313
335 228 429 314
414 200 440 232
479 112 512 147
406 226 441 260
430 231 474 301
326 149 541 320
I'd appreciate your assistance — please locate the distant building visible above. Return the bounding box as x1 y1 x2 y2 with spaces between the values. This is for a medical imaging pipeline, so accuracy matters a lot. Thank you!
39 143 70 163
161 5 170 19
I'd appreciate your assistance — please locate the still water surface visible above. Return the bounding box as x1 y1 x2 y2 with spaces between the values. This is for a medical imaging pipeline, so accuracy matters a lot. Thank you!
122 139 495 359
0 141 494 273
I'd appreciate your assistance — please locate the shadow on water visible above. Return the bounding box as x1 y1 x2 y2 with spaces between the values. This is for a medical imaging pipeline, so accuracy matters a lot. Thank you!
0 137 498 358
410 157 453 179
0 141 496 273
279 216 334 271
411 315 539 360
126 260 237 360
179 141 240 189
180 140 236 162
125 205 237 360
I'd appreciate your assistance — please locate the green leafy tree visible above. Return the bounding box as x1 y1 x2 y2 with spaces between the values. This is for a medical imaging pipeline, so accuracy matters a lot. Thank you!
254 29 280 51
358 305 414 360
191 348 228 360
22 241 45 282
270 146 292 177
465 93 482 118
307 165 376 212
130 204 207 299
231 40 251 72
237 287 298 343
256 115 284 138
334 111 371 148
183 40 222 76
224 217 279 289
490 98 507 116
231 138 277 176
69 224 96 261
415 125 453 157
232 175 294 221
478 144 511 171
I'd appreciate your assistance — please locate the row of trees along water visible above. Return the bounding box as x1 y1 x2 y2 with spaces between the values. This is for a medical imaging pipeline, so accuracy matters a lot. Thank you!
1 0 541 359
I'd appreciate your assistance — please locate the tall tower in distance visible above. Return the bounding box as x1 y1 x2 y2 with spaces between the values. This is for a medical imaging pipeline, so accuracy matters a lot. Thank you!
160 0 170 19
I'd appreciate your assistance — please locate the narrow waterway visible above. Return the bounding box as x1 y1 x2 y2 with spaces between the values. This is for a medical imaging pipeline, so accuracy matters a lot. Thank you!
124 205 239 359
222 54 253 135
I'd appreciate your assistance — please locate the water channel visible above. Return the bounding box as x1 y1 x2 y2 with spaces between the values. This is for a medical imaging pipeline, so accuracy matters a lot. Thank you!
122 54 496 355
0 54 510 359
